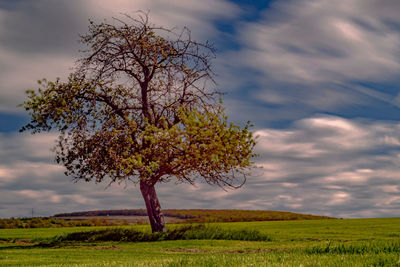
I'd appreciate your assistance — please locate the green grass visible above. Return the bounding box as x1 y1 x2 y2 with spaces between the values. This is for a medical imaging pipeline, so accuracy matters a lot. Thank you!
305 240 400 254
1 218 400 266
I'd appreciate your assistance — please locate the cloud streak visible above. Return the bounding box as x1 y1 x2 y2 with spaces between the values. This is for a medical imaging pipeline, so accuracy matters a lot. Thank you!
217 0 400 126
238 0 400 85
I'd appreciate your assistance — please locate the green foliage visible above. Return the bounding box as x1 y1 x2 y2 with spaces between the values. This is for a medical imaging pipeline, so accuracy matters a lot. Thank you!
114 106 256 187
22 81 256 186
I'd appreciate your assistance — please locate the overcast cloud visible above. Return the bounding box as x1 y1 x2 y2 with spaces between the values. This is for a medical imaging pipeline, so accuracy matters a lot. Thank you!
1 0 400 219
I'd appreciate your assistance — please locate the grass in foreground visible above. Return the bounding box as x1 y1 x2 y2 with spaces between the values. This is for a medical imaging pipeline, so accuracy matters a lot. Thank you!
1 218 400 266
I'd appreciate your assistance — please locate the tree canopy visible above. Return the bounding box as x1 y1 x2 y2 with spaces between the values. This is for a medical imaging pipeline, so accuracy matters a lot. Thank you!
21 13 257 232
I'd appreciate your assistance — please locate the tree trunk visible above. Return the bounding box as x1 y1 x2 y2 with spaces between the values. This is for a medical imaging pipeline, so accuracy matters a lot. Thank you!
140 180 166 233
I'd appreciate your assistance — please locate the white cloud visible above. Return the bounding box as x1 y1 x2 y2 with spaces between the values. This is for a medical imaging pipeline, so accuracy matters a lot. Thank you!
326 192 351 206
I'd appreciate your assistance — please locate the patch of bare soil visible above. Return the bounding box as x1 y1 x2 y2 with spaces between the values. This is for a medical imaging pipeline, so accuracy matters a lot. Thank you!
1 239 36 246
48 244 126 250
162 248 290 254
90 245 125 250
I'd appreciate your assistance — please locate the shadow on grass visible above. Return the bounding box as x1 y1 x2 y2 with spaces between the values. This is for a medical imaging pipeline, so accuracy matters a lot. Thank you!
0 240 38 250
38 224 271 247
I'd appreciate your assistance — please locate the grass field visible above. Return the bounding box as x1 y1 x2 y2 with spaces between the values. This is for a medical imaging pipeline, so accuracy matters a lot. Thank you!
1 218 400 266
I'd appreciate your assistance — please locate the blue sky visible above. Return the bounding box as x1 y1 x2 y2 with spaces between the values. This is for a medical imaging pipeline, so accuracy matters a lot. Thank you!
1 0 400 218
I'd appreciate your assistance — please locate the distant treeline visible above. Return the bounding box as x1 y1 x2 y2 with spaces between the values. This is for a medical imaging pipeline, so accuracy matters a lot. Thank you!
54 209 149 218
55 209 334 223
0 217 123 229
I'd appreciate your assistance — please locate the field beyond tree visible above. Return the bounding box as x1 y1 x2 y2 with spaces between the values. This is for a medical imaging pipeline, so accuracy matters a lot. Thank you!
1 217 399 266
0 209 333 229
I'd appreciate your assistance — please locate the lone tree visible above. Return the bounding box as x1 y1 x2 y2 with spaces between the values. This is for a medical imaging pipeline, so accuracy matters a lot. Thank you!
21 13 256 233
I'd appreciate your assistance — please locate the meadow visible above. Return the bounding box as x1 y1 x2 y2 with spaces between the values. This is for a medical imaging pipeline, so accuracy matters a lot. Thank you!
0 217 399 266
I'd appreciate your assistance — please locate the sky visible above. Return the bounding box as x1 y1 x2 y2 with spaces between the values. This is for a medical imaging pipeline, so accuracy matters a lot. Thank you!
1 0 400 219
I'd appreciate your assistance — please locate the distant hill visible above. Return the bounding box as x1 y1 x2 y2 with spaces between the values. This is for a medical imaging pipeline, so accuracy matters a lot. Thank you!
54 209 334 223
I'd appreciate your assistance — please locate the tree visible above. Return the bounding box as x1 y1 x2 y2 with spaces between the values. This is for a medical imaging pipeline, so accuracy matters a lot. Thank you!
21 13 256 233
